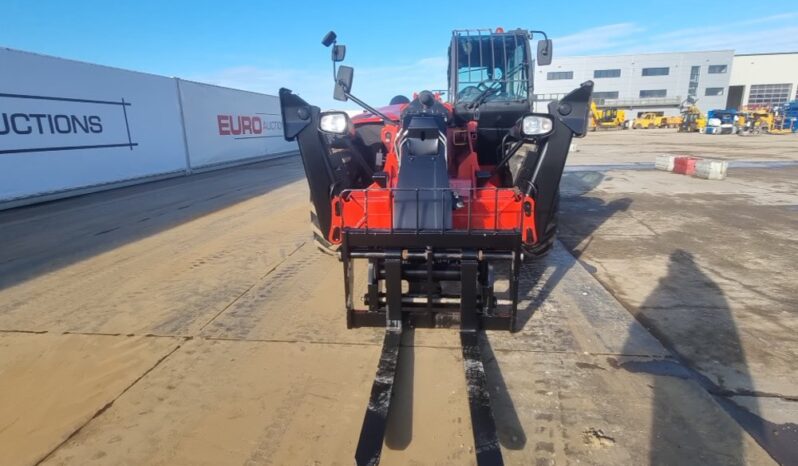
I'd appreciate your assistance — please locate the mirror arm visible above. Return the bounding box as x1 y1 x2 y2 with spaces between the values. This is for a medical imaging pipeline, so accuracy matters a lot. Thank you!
330 40 338 83
528 30 549 41
344 91 398 126
332 60 337 84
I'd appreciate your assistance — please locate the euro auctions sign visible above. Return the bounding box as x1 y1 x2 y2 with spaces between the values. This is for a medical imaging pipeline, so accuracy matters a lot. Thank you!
216 114 282 138
0 92 137 155
177 80 296 168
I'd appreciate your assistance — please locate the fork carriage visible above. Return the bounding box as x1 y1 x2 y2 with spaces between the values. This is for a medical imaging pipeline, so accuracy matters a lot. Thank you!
335 186 534 331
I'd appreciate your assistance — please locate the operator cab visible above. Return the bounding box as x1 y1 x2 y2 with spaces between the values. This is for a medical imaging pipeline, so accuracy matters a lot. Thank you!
601 108 619 122
451 31 531 106
448 29 551 165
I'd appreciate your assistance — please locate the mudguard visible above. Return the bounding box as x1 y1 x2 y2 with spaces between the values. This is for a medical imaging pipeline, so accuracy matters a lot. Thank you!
279 88 337 239
551 80 594 137
514 81 593 240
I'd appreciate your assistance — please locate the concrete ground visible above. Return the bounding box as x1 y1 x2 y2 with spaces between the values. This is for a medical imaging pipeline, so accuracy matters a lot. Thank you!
0 130 795 465
560 129 798 465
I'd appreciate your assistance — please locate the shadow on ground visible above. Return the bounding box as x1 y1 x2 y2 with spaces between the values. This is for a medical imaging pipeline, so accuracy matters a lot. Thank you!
480 171 631 451
516 171 632 328
551 168 795 463
0 158 303 291
481 335 527 450
385 330 415 449
617 250 796 465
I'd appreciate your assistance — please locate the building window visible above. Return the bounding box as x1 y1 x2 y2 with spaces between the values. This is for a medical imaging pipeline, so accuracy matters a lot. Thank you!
593 91 620 100
705 87 725 96
748 83 792 106
547 71 573 80
640 89 667 98
533 93 568 101
642 67 669 76
594 69 621 78
708 65 728 74
688 66 700 98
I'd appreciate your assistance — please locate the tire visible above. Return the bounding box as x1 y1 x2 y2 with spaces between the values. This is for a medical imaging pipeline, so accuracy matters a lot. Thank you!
524 191 559 260
309 197 339 256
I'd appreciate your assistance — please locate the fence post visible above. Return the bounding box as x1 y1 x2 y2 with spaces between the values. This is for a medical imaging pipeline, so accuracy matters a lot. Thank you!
175 78 193 175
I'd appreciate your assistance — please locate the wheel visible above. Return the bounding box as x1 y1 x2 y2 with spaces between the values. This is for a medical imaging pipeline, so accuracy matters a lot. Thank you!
524 191 559 259
309 197 339 256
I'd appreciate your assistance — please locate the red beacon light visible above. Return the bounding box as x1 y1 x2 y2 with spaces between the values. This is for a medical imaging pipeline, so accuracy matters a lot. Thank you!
495 27 504 33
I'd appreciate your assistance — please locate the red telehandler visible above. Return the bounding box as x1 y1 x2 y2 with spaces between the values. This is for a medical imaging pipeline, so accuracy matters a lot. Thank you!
280 28 592 466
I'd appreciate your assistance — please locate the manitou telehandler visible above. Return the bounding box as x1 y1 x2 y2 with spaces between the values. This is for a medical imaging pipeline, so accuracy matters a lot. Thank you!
280 28 592 466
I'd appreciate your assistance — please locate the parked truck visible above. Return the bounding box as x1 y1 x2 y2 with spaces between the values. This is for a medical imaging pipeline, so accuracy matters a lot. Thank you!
633 112 665 129
705 109 742 134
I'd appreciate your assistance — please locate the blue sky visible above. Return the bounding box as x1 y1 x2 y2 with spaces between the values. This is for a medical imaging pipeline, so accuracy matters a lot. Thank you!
2 1 796 109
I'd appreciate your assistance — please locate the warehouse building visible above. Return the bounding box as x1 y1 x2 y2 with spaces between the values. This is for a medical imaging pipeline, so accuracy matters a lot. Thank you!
729 52 798 109
533 50 734 116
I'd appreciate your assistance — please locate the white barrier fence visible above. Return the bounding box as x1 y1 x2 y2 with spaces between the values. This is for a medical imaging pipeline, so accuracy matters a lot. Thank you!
178 80 296 170
0 48 297 208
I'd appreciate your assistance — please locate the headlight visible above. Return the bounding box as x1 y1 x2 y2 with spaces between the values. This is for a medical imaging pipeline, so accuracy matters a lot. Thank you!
319 111 351 135
522 115 554 136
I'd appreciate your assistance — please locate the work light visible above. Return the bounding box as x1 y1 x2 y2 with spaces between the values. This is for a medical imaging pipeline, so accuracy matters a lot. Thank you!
319 112 352 135
521 115 554 136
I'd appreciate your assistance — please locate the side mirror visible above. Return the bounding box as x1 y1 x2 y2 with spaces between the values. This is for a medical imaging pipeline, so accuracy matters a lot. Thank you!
332 44 346 62
537 39 553 66
334 66 354 101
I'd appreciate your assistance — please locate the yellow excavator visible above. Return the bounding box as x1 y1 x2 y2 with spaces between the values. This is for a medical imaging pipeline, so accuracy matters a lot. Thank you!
589 101 628 130
739 108 774 135
678 104 707 132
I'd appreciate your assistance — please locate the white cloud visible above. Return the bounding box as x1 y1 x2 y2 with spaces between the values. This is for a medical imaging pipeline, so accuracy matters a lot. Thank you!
189 56 448 111
187 65 332 107
552 13 798 56
554 23 645 55
189 13 797 106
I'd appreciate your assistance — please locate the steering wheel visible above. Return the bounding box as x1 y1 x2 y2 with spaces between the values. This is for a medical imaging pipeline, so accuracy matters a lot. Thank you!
457 85 482 101
477 79 501 92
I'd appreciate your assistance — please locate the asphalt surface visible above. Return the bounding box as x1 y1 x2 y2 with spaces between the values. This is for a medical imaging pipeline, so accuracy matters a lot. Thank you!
1 130 795 465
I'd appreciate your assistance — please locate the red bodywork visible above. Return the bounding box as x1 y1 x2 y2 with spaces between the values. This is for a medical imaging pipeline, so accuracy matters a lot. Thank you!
329 97 537 246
